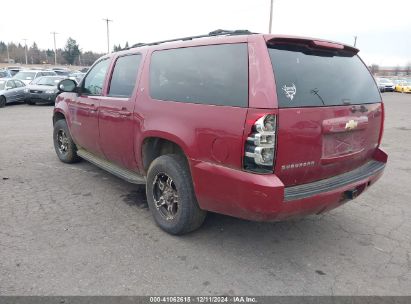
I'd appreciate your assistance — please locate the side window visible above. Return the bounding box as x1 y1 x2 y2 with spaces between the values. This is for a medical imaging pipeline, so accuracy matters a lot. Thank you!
7 80 16 88
108 54 142 98
35 72 43 78
82 59 110 95
149 44 248 107
14 80 24 87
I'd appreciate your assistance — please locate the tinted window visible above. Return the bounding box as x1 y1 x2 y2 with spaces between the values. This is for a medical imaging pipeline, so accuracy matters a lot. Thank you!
268 45 380 108
83 59 110 95
150 44 248 107
108 54 142 97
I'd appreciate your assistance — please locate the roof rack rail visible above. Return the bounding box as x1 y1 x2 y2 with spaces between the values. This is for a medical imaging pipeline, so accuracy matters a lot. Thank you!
129 29 255 49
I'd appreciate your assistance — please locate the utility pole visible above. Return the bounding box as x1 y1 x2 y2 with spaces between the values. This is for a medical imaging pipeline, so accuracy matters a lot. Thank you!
103 18 113 53
22 39 28 65
268 0 274 34
6 43 10 63
354 36 357 47
51 32 58 65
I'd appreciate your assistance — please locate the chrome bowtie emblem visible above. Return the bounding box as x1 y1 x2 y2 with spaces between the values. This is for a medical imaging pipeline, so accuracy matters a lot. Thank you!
345 119 358 130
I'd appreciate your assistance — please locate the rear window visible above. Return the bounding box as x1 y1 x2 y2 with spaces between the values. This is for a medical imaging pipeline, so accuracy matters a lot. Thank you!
150 44 248 107
268 45 380 108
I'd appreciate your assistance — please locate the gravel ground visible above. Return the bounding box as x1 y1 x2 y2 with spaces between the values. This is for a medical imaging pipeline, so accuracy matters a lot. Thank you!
0 92 410 295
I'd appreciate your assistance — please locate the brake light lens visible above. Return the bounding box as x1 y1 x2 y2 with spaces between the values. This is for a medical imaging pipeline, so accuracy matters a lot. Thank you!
244 114 277 173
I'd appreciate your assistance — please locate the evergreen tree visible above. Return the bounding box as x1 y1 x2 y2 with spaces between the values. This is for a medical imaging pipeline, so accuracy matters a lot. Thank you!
62 37 80 65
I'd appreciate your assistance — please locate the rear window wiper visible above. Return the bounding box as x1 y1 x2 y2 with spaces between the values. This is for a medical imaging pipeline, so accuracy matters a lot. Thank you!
310 88 326 105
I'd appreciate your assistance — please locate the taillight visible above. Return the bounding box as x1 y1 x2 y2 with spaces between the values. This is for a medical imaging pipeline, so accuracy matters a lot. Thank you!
378 102 385 146
244 114 277 173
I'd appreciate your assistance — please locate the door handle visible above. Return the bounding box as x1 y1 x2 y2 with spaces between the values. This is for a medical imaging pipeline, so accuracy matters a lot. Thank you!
89 104 98 112
118 107 131 116
119 110 131 116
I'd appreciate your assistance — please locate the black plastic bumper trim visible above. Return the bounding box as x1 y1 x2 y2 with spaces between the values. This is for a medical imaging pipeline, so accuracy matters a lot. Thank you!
284 160 385 202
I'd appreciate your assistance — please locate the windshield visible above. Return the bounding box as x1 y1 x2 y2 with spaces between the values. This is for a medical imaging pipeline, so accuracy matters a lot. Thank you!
36 77 64 86
0 81 5 90
268 44 380 107
378 78 391 84
14 71 36 81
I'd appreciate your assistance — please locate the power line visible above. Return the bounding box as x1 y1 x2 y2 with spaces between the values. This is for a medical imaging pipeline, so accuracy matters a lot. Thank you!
51 32 59 65
103 18 113 53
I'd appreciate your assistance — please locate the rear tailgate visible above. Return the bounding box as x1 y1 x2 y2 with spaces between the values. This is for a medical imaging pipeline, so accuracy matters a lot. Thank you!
267 38 383 187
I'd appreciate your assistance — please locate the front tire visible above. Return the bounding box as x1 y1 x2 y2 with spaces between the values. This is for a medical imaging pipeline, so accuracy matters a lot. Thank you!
27 99 35 105
0 96 6 108
53 119 80 163
146 154 206 235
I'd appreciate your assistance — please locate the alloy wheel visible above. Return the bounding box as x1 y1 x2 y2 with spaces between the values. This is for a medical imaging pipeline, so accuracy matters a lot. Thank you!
152 172 179 220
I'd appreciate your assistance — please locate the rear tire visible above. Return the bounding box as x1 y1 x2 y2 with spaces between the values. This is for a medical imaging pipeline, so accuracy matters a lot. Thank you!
27 100 35 105
53 119 80 163
146 154 206 235
0 96 6 108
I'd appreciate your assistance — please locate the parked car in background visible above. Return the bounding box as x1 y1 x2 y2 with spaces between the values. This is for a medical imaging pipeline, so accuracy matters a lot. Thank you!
394 79 407 92
395 81 411 93
376 78 395 92
68 72 85 83
0 78 26 108
13 70 57 85
54 70 71 76
25 76 67 105
5 66 23 76
0 70 12 78
53 30 387 234
375 78 385 92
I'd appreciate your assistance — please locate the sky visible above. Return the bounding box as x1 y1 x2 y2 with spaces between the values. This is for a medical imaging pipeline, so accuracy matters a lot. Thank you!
1 0 410 66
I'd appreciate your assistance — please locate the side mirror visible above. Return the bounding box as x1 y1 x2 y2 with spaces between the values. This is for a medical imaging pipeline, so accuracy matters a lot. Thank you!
57 79 77 93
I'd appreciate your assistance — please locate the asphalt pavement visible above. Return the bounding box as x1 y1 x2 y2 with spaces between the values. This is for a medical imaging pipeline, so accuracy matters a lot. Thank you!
0 93 410 295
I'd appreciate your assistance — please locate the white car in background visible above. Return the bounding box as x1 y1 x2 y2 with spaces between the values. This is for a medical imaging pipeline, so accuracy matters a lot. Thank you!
376 77 395 92
13 70 57 85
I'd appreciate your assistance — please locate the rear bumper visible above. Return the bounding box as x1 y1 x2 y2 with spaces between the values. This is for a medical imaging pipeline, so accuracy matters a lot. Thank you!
191 148 387 221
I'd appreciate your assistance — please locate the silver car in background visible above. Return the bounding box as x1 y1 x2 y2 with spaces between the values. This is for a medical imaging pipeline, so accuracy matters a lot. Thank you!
0 78 26 108
24 76 67 105
13 70 57 85
376 77 395 92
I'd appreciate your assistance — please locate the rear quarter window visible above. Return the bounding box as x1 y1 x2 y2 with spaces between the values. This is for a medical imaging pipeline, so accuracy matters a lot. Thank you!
268 45 381 108
149 44 248 107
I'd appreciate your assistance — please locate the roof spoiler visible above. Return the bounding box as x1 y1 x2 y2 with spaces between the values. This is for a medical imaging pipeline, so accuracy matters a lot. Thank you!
267 37 359 55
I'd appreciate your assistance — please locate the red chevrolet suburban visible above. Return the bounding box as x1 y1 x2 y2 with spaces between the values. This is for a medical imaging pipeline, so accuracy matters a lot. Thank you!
53 30 387 234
